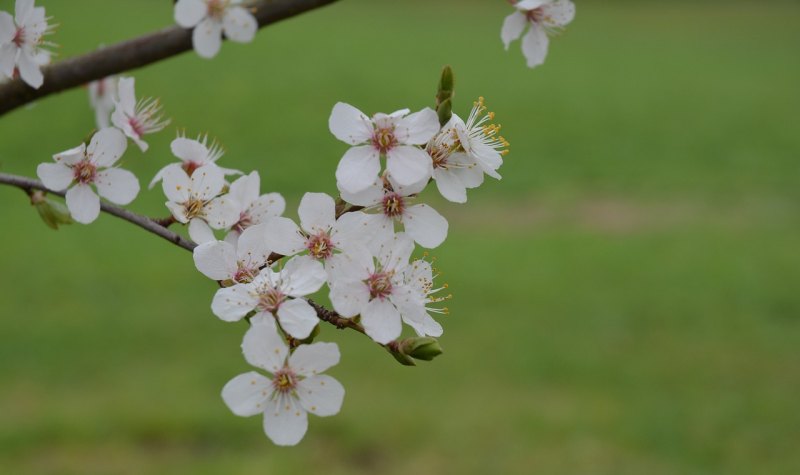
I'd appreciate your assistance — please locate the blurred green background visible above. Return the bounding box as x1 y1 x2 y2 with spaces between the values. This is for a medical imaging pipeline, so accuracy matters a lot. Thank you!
1 0 799 473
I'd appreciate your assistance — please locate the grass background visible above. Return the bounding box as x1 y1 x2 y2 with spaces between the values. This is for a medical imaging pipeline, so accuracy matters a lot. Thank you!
1 0 799 473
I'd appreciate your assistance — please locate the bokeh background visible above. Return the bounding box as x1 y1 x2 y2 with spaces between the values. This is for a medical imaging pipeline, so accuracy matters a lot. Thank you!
1 0 799 473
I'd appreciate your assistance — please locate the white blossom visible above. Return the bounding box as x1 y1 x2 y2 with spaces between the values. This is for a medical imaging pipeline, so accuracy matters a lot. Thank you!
150 134 241 189
111 77 170 152
502 0 575 69
193 223 272 284
175 0 258 59
0 0 55 88
403 258 449 338
222 322 344 446
329 102 440 193
88 76 118 129
225 171 286 245
36 128 139 224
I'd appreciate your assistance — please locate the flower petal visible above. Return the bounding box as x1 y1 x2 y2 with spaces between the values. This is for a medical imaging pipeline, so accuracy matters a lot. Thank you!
65 184 100 224
403 204 448 249
236 223 272 268
174 0 206 28
171 137 209 164
223 6 257 43
544 0 576 27
190 164 225 201
0 44 18 78
94 168 140 205
288 341 341 377
385 145 432 189
329 281 370 318
192 17 223 59
263 395 308 446
115 77 137 114
188 218 217 244
89 128 128 168
329 102 373 145
376 232 415 271
15 0 34 25
432 168 467 203
276 298 319 339
361 298 402 344
501 11 527 49
228 171 260 210
335 145 381 194
338 179 383 207
204 196 240 229
211 284 258 322
160 164 191 203
242 318 288 372
194 240 238 281
248 193 285 224
37 162 73 191
394 108 440 145
281 255 327 297
17 51 43 89
221 371 272 417
0 12 15 45
296 375 344 417
298 192 335 234
521 23 550 69
263 217 306 256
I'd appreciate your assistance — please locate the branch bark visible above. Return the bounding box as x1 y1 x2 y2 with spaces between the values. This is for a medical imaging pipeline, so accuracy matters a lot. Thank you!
0 0 340 116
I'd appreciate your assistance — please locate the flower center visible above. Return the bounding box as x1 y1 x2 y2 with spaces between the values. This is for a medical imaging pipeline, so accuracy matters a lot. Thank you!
429 143 450 169
306 232 334 260
272 367 298 394
367 271 394 300
233 262 257 284
258 288 285 313
233 211 253 233
128 117 145 138
207 0 228 19
526 7 545 23
183 197 205 219
372 127 398 154
72 160 97 185
181 160 202 177
12 27 24 48
382 193 405 218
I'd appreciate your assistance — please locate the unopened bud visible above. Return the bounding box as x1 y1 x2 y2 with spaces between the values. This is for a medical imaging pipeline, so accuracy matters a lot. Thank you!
31 191 72 230
436 65 455 126
402 337 444 362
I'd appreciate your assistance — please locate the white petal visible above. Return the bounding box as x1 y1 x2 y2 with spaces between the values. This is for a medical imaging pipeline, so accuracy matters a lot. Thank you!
263 395 307 446
276 299 319 339
221 371 272 417
223 6 257 43
432 168 467 203
452 153 485 188
263 217 306 256
174 0 206 28
0 12 15 44
516 0 546 10
325 246 374 284
338 180 383 207
116 77 137 114
236 223 272 268
190 164 225 201
296 375 344 417
387 173 427 197
193 240 237 281
376 232 415 271
328 102 373 145
94 168 139 205
204 196 240 229
288 341 340 377
166 201 189 223
15 0 34 25
329 281 370 318
361 298 402 344
65 184 100 225
544 0 576 27
160 164 191 203
248 193 285 224
192 17 223 59
521 23 550 69
298 192 335 234
403 204 448 248
394 108 440 145
17 51 43 89
281 255 327 297
385 145 433 189
53 144 86 166
171 137 209 164
330 211 372 249
211 284 258 322
37 162 73 191
188 218 217 244
501 11 527 49
335 145 381 194
242 321 288 372
88 128 128 168
228 171 260 210
0 44 17 78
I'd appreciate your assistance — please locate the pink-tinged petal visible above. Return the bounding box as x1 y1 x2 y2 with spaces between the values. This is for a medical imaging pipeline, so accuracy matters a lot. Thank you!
236 223 272 268
171 137 209 164
211 284 258 322
394 108 439 145
276 298 319 339
16 51 43 89
194 240 238 281
403 204 448 249
432 168 467 204
221 371 272 417
335 145 381 194
116 77 137 114
65 184 100 224
515 0 546 11
192 17 223 59
53 144 86 166
229 171 260 210
263 217 306 256
205 196 240 229
242 321 288 372
296 375 344 417
298 192 335 234
94 168 140 205
328 102 373 145
166 201 189 223
0 44 17 78
15 0 34 25
37 162 73 191
288 341 340 377
88 128 128 168
188 218 217 244
385 145 433 189
0 12 14 44
544 0 576 27
281 255 326 297
222 6 257 43
160 164 191 203
190 164 226 200
263 395 308 446
329 281 370 318
248 193 285 224
521 23 550 69
376 233 414 270
174 0 206 28
361 298 402 344
501 11 527 49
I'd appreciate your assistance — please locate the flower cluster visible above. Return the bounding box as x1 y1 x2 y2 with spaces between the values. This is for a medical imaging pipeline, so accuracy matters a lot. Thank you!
0 0 55 88
502 0 576 69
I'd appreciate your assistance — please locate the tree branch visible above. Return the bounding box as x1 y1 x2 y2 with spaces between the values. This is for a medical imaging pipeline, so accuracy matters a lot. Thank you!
0 0 340 116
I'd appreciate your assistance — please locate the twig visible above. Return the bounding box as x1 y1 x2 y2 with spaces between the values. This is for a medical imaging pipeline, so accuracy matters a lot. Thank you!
0 0 341 116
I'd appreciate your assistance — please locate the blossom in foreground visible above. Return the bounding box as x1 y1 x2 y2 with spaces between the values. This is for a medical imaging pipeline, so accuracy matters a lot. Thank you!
403 258 448 338
329 102 440 193
36 128 139 224
150 134 241 189
225 171 286 244
222 322 344 446
88 76 118 129
501 0 575 69
340 176 448 249
0 0 55 88
211 256 326 339
174 0 258 59
111 77 170 152
161 163 239 243
329 234 427 344
193 223 272 284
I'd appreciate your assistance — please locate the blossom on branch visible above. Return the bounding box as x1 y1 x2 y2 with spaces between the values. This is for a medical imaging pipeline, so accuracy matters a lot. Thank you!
175 0 258 59
150 134 241 189
193 222 272 284
0 0 55 89
225 171 285 245
111 77 170 152
502 0 575 69
36 128 139 224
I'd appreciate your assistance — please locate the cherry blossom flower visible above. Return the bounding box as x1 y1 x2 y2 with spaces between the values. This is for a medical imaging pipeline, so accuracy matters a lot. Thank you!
222 321 344 446
328 234 427 344
88 76 118 129
0 0 55 88
36 128 139 224
225 171 285 245
161 163 239 243
174 0 258 59
502 0 575 69
111 77 170 152
329 102 440 193
211 256 326 339
193 223 272 284
150 134 241 189
340 175 448 249
263 192 373 281
403 258 449 338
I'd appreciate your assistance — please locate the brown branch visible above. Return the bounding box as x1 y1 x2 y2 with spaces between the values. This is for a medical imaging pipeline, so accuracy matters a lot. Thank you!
0 0 340 116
